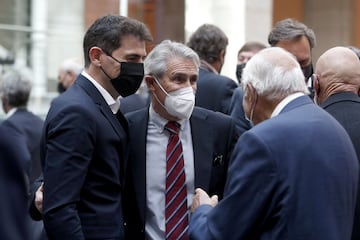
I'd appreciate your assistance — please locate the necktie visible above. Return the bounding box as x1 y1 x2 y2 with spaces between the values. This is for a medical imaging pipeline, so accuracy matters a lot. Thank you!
164 121 189 240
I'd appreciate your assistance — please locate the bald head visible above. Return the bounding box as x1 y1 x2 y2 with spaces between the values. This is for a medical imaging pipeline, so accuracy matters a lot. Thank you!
315 46 360 104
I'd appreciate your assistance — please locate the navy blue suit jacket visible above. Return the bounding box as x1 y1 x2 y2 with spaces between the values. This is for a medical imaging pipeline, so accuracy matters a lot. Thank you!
229 87 252 132
0 124 30 240
190 96 359 239
321 92 360 240
1 109 44 184
42 74 128 239
195 68 238 115
123 106 238 239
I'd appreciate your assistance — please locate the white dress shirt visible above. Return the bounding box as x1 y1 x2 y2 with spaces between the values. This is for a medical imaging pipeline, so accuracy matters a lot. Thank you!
271 92 305 118
81 71 121 113
145 105 195 240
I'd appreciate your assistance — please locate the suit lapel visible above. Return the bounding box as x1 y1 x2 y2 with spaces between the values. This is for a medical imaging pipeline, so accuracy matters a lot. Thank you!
190 108 213 191
76 75 126 139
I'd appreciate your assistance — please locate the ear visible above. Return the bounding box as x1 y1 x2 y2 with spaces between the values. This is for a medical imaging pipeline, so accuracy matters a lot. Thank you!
313 75 320 95
145 75 155 92
219 49 226 64
245 83 256 101
89 47 103 67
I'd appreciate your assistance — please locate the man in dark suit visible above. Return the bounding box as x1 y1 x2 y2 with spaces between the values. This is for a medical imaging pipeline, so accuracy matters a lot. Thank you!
314 46 360 240
0 69 45 240
41 15 152 239
187 24 238 115
0 69 44 185
268 18 316 98
0 124 30 240
189 47 358 239
123 40 239 240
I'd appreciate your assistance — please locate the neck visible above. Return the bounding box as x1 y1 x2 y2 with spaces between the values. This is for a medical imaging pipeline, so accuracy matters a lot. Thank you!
253 97 281 125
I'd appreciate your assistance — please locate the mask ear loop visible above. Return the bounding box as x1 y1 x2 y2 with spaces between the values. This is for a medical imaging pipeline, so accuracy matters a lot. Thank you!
151 76 169 111
153 76 170 97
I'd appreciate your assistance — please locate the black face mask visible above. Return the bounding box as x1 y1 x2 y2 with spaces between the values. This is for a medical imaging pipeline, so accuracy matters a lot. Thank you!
103 62 144 97
236 63 246 84
301 63 313 83
57 82 66 94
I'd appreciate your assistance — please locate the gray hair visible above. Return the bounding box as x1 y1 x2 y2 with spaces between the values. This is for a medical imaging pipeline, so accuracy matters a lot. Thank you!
268 18 316 48
60 58 83 75
144 40 200 79
241 47 309 100
0 69 32 107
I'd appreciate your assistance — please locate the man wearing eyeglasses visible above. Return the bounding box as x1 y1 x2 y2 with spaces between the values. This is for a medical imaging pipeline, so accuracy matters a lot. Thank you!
41 15 152 239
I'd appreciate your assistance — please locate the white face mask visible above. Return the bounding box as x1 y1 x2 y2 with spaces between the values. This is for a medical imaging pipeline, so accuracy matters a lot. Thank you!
153 78 195 120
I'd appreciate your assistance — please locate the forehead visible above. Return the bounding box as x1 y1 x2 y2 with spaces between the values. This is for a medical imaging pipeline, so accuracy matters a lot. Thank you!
166 57 198 75
113 35 147 57
276 35 311 63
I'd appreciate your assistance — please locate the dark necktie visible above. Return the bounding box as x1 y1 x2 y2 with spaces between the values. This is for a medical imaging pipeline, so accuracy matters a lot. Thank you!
164 121 189 240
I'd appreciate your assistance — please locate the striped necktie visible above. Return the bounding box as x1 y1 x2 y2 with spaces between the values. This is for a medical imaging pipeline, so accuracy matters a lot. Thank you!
164 121 189 240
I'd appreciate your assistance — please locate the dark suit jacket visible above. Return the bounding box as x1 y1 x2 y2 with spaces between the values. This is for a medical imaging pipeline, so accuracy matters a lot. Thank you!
120 93 150 114
42 74 128 239
1 108 44 184
195 68 238 115
229 87 252 132
0 124 30 240
123 106 238 239
190 96 359 240
321 92 360 240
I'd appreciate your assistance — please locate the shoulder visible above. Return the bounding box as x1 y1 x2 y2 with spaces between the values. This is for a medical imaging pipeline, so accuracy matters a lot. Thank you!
192 107 234 125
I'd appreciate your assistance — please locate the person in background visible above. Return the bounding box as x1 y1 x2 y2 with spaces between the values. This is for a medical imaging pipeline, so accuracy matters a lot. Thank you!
0 123 30 240
230 41 267 132
57 58 83 93
41 15 152 239
187 24 238 115
0 69 44 185
189 47 358 240
314 46 360 240
235 41 267 84
0 69 46 240
123 40 238 239
268 18 316 98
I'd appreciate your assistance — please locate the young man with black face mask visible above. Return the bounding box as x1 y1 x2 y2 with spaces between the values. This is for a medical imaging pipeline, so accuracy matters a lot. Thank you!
268 18 317 99
235 41 266 84
40 15 152 240
123 40 239 240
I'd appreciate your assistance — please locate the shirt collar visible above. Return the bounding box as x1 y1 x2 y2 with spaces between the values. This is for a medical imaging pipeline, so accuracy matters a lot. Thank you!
271 92 305 118
200 60 218 74
81 71 121 114
5 108 17 119
149 104 186 133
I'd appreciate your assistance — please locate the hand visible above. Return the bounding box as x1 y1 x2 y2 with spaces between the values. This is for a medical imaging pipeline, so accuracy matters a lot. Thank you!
191 188 218 213
35 183 44 213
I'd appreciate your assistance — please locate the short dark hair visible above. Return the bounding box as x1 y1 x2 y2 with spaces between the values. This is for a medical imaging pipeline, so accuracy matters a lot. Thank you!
238 41 267 56
83 15 152 67
187 24 228 64
268 18 316 49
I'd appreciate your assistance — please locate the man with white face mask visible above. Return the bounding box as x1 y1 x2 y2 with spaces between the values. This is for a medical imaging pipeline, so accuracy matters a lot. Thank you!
123 40 239 240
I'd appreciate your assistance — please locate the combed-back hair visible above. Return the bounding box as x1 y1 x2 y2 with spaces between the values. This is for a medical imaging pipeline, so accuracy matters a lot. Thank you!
83 15 152 67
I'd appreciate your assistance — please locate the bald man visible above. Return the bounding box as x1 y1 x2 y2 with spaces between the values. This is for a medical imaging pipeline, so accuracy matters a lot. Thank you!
314 46 360 240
